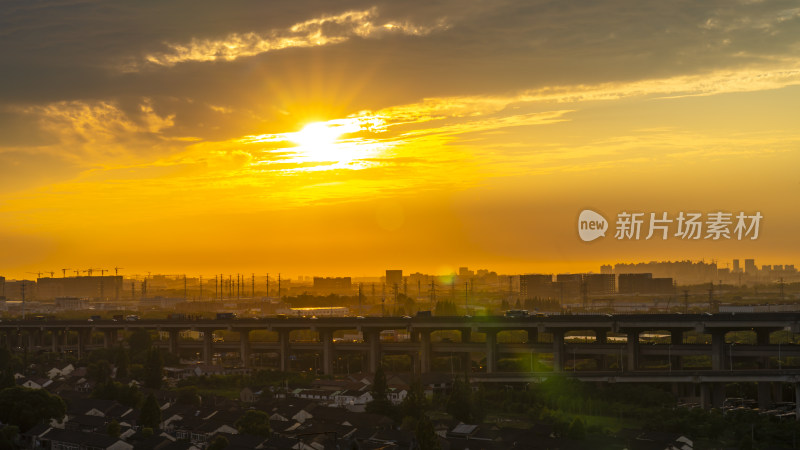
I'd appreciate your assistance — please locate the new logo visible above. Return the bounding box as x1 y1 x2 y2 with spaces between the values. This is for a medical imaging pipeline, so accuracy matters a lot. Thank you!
578 209 608 242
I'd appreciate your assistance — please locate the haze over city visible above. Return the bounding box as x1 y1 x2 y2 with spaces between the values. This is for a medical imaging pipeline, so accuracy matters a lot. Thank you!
2 1 800 278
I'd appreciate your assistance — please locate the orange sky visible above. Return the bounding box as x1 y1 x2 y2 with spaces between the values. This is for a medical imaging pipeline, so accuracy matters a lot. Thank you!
1 2 799 279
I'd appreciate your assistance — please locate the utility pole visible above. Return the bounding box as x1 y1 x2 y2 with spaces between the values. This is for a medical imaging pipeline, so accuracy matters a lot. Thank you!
251 273 255 299
430 281 436 311
464 282 469 314
358 283 363 316
215 275 218 301
184 274 187 300
683 290 689 314
266 273 270 300
403 278 408 298
277 273 281 300
199 276 203 301
381 283 386 317
21 281 26 320
780 277 785 302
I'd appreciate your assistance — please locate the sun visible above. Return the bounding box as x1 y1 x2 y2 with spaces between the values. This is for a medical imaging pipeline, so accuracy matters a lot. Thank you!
289 121 347 162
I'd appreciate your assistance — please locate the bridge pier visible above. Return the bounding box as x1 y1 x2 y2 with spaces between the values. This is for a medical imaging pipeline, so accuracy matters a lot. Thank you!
104 330 118 349
700 383 711 410
461 328 471 343
320 329 333 375
51 330 59 353
712 383 725 409
485 330 497 373
626 331 639 371
420 330 432 374
757 329 771 368
711 330 726 371
365 330 381 373
552 330 564 372
77 329 90 359
594 329 606 344
203 330 213 365
670 329 683 344
758 382 771 411
279 330 290 371
795 383 800 421
240 330 251 368
168 330 179 355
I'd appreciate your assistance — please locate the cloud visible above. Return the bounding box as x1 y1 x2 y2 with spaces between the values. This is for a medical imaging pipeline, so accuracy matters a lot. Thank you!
131 7 449 70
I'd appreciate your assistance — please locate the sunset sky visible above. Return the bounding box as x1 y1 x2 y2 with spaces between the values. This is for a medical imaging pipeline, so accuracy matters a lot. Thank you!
1 0 799 279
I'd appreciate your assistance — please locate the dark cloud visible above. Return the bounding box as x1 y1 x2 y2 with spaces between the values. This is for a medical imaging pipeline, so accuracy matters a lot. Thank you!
1 0 798 144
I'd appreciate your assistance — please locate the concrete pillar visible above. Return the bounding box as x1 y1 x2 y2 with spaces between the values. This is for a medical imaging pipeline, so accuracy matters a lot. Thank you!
758 382 771 411
626 331 639 371
795 383 800 421
420 330 431 374
700 383 711 410
710 330 726 371
552 330 564 372
279 330 290 372
168 330 180 355
320 329 333 375
104 330 116 349
528 328 539 344
27 330 38 350
774 383 784 403
756 329 771 369
670 329 683 344
756 329 771 345
462 353 471 372
240 330 250 368
51 330 59 353
77 329 89 359
366 330 381 373
594 330 606 344
203 330 213 365
485 330 497 373
461 329 471 343
712 383 725 409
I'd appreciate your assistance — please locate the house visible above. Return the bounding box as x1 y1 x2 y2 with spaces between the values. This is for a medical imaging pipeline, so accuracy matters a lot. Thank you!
334 389 373 407
40 428 134 450
239 386 263 403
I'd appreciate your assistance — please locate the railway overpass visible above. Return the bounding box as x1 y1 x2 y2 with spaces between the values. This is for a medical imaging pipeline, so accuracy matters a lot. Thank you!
4 313 800 410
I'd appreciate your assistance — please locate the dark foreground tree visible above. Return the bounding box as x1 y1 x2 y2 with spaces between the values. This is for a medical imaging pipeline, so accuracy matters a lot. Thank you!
0 387 66 432
415 415 441 450
139 394 161 430
235 410 271 436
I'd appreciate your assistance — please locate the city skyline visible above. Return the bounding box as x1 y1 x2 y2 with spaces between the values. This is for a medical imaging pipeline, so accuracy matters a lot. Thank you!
2 2 799 281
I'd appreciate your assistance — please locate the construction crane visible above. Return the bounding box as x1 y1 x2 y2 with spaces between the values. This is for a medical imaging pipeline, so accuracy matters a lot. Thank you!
61 268 70 277
47 271 55 278
27 271 44 279
114 267 124 276
84 268 103 277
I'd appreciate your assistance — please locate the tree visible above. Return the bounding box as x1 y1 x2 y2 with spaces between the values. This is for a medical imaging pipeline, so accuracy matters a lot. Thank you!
0 387 66 432
366 364 394 417
144 348 163 389
176 386 201 406
107 419 120 438
446 376 474 423
88 360 113 385
115 346 130 379
415 415 440 450
401 379 428 420
207 435 228 450
568 417 586 440
139 394 161 430
128 329 152 356
235 410 271 437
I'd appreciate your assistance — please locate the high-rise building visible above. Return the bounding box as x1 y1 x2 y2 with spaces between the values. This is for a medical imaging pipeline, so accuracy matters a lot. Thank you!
385 270 403 287
584 273 615 295
520 274 553 299
618 273 674 295
313 277 352 292
733 259 741 273
600 265 613 275
745 259 757 274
